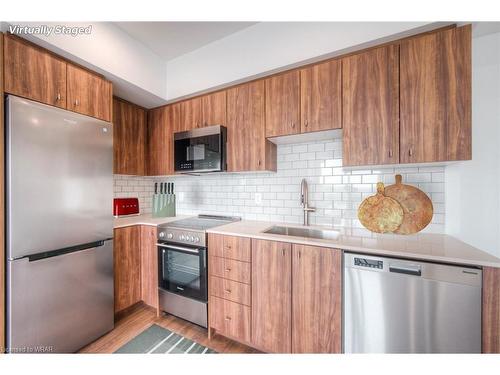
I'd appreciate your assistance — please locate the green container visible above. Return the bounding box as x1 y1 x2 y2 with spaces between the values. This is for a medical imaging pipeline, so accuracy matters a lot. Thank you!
152 193 176 217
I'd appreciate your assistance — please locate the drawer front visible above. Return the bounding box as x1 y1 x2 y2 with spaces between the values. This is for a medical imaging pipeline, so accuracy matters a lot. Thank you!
210 275 251 306
210 234 251 262
210 296 251 343
209 256 251 284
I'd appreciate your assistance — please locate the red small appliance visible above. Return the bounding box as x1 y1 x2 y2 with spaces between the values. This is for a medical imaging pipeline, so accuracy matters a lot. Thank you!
113 198 140 217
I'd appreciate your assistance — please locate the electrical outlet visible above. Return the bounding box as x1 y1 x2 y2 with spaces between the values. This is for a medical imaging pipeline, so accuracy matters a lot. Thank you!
254 193 262 205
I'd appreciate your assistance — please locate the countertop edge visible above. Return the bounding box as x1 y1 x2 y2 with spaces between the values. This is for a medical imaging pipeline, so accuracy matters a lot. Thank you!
207 228 500 269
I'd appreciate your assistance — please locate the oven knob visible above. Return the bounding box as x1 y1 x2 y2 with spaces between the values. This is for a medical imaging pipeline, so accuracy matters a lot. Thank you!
194 236 200 243
180 235 186 241
167 233 173 239
188 235 194 242
159 232 165 238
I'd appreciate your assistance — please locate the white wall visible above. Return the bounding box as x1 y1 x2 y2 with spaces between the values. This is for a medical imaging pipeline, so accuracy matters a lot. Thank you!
445 31 500 257
165 22 437 100
115 138 446 236
3 22 167 107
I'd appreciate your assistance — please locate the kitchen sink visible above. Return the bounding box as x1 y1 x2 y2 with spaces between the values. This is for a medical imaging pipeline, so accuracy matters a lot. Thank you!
263 226 340 240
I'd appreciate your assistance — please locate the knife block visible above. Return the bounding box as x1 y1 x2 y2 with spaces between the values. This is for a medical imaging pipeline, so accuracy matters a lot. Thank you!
152 194 176 218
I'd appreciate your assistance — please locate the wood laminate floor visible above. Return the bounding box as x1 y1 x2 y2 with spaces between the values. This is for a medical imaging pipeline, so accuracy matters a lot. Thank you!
79 303 259 354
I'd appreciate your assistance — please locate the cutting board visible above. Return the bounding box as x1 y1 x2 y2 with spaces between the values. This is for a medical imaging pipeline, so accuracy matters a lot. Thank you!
384 174 433 234
358 182 404 233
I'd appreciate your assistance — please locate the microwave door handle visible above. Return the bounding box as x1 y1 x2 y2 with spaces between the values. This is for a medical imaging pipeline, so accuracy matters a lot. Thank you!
157 243 202 254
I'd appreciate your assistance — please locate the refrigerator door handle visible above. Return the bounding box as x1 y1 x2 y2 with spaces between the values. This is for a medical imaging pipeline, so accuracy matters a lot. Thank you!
26 239 112 262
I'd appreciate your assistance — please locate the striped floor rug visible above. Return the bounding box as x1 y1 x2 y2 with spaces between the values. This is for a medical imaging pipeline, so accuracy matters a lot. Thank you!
114 324 217 354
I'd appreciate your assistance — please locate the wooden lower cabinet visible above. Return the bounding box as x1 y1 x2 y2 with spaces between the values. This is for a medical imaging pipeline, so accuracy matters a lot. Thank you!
210 276 251 306
1 33 5 353
209 233 251 262
209 256 251 284
140 225 159 309
208 233 252 345
251 239 292 353
114 226 142 313
208 236 343 353
483 267 500 353
210 296 251 343
114 225 158 314
292 244 342 353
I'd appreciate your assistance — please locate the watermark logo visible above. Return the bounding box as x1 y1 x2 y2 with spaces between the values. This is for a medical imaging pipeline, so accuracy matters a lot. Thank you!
9 24 93 37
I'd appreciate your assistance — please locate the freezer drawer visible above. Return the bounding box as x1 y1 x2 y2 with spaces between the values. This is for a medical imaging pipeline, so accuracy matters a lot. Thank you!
343 252 482 353
7 240 114 353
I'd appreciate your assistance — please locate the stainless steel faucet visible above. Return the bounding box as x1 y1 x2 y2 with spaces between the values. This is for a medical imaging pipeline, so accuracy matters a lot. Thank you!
300 178 316 226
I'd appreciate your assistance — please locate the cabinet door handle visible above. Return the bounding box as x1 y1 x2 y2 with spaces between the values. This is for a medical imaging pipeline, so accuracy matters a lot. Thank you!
409 148 413 157
282 248 286 256
258 160 262 166
290 122 295 129
74 99 79 106
225 245 232 250
224 289 232 294
224 316 232 321
225 268 231 272
389 149 393 158
304 120 308 127
298 251 301 259
56 93 61 101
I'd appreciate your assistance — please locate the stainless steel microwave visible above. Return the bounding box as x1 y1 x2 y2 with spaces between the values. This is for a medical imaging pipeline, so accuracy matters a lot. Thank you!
174 125 227 173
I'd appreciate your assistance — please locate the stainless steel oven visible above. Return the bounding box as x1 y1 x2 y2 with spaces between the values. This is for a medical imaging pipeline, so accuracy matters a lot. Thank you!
158 242 207 302
174 125 227 173
156 216 240 328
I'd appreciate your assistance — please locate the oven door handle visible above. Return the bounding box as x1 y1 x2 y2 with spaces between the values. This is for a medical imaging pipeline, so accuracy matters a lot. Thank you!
157 243 203 254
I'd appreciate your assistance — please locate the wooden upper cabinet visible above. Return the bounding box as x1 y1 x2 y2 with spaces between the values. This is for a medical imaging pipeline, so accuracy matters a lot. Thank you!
177 97 202 132
67 64 112 121
300 60 342 133
292 245 342 353
113 98 147 175
227 81 276 172
400 25 471 163
265 70 300 137
4 35 67 108
342 45 400 166
252 239 292 353
202 91 226 127
147 105 175 175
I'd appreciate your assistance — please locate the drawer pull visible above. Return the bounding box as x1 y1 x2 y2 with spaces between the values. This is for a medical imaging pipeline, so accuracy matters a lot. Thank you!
225 268 232 272
225 245 232 250
224 289 232 294
225 316 232 321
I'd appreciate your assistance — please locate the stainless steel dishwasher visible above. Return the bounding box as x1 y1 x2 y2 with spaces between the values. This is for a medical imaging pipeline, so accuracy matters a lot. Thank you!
343 252 482 353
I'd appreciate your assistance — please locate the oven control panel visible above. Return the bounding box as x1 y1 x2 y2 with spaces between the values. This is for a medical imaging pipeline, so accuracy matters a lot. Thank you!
157 227 205 247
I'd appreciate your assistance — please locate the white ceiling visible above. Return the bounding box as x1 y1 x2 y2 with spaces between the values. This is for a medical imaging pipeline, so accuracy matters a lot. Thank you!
115 22 257 61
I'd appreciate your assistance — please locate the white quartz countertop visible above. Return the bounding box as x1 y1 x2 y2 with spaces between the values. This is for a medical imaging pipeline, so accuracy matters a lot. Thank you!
207 220 500 268
113 214 192 229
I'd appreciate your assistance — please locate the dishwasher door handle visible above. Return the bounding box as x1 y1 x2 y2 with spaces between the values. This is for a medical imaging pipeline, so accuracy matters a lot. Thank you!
389 265 422 276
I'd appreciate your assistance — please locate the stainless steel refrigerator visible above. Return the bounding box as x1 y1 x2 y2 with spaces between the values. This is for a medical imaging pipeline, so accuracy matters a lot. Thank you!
5 95 114 353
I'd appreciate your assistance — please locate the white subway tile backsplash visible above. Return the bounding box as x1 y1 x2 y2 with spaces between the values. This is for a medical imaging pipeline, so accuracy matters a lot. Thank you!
114 139 447 234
